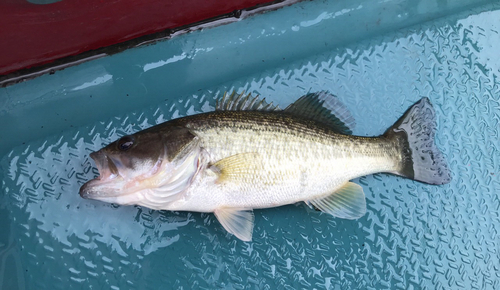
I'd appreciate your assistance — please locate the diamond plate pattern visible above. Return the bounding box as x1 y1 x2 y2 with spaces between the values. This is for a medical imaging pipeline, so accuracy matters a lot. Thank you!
2 2 500 290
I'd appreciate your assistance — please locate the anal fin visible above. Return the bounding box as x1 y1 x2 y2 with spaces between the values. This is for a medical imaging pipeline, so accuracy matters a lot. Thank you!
214 208 254 241
308 182 366 220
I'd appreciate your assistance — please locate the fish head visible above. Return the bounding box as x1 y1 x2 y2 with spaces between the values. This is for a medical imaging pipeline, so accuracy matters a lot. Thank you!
79 127 199 206
80 131 165 202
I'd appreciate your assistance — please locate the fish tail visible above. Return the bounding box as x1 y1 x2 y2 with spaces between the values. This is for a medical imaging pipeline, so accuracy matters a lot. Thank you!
384 97 451 184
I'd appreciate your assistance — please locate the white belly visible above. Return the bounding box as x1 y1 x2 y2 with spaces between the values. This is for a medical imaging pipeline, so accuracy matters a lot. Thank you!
165 153 396 213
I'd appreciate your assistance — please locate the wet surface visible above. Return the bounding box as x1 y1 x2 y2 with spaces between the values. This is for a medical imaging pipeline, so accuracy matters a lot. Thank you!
1 0 500 288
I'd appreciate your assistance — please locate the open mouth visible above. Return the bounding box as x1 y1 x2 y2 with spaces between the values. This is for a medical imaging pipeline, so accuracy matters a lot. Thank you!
91 151 119 179
79 151 121 199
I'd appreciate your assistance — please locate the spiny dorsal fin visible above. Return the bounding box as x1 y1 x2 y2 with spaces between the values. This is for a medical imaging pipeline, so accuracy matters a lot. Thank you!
284 91 355 134
307 182 366 219
216 91 280 111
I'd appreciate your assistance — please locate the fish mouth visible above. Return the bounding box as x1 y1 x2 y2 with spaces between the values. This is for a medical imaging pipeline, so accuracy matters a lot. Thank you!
79 151 122 200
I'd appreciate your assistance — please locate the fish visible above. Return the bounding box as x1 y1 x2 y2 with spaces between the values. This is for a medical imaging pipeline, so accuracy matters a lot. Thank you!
80 91 451 241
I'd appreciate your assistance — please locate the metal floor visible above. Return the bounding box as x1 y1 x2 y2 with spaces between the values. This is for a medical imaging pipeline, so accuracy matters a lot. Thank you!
1 0 499 288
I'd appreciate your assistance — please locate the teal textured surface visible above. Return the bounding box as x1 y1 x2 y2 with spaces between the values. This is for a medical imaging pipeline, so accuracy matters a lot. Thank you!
1 0 500 289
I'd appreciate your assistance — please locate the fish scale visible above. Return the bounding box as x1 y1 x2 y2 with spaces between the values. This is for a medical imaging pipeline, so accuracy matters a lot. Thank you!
184 111 395 158
174 111 399 212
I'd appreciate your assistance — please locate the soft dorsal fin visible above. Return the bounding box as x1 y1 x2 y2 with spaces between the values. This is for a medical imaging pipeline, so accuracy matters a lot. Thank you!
284 91 355 134
216 91 280 111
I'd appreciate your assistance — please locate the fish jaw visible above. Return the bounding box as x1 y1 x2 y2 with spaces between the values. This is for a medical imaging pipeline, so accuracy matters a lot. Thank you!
79 149 157 204
79 150 128 201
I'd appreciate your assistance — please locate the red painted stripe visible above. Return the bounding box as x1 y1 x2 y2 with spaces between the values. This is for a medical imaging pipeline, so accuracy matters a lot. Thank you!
0 0 275 75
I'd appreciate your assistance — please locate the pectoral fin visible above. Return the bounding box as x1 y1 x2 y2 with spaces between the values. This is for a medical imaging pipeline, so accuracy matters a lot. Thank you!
214 208 254 241
308 182 366 219
212 153 263 184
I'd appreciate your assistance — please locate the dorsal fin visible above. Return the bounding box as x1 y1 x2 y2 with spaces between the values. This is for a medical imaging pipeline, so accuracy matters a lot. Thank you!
216 91 280 111
284 91 355 134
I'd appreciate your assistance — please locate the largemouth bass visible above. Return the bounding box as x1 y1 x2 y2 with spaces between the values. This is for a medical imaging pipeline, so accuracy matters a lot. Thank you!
80 92 451 241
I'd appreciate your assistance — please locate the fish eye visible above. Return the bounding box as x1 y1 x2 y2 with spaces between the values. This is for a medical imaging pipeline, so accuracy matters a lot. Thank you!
117 136 134 151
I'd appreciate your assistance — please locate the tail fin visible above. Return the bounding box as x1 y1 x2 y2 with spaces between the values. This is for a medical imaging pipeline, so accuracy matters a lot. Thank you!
384 97 451 185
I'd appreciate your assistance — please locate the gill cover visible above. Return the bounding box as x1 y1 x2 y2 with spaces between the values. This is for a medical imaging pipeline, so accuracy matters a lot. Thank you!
134 136 202 209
